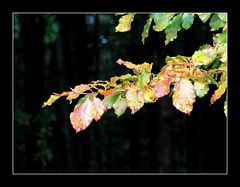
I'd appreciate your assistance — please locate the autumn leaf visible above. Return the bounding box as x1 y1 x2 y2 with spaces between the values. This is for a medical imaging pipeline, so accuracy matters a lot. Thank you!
191 50 215 66
116 59 153 73
108 74 134 87
70 97 107 133
115 13 135 32
143 86 156 103
224 100 227 117
194 81 209 98
210 81 227 104
152 77 172 98
70 98 94 133
98 89 115 97
103 92 121 109
42 95 61 108
91 97 107 121
126 85 144 114
172 79 196 115
137 68 151 89
66 84 90 103
113 96 128 117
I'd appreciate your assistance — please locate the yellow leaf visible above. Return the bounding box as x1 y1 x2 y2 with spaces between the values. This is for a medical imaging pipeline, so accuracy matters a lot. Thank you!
143 86 156 103
42 95 61 108
116 59 153 73
115 13 135 32
126 85 144 114
66 84 90 103
172 79 196 115
91 97 107 121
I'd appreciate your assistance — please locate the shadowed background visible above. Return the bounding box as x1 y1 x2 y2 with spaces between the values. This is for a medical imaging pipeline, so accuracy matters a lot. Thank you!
14 14 226 173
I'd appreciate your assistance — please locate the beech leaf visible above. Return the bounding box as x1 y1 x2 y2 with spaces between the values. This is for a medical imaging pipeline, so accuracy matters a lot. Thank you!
66 84 90 103
181 13 194 30
143 86 156 103
152 77 172 98
209 14 225 31
103 92 121 109
142 13 154 44
152 13 175 32
115 13 135 32
172 79 196 115
70 98 94 133
113 96 128 117
42 95 61 108
116 59 153 73
191 50 215 66
196 13 211 23
137 68 151 89
194 82 209 98
126 85 144 114
210 81 227 104
91 97 107 121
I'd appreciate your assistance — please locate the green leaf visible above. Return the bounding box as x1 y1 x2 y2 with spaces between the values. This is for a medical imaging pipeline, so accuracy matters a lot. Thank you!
181 13 194 30
224 100 227 117
103 92 121 109
142 14 154 44
209 14 225 31
77 95 88 105
213 30 227 45
196 13 211 23
115 13 135 32
152 13 175 32
194 82 209 98
137 68 151 89
78 93 98 105
218 13 227 22
113 96 128 117
164 14 182 45
191 50 215 66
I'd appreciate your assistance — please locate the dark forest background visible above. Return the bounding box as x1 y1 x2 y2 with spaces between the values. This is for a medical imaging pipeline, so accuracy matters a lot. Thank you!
13 13 226 173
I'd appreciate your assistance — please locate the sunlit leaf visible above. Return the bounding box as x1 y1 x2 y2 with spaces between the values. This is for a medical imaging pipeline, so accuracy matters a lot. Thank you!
91 97 107 121
108 74 133 87
181 13 194 30
126 85 144 114
224 100 227 117
172 79 196 115
113 96 128 117
143 86 156 103
213 30 227 45
152 77 172 98
191 50 215 66
194 81 209 98
98 89 115 96
137 68 151 89
115 13 135 32
142 14 154 44
42 95 61 108
152 13 175 32
66 84 90 103
210 72 227 104
209 14 225 31
164 14 182 45
218 13 227 22
116 59 153 73
196 13 211 23
70 98 94 133
103 92 121 109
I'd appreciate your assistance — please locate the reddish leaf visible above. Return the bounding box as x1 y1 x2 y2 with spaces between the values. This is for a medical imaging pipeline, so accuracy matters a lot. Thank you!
70 98 94 133
98 89 115 97
172 79 196 115
69 97 107 133
91 97 107 121
153 77 172 98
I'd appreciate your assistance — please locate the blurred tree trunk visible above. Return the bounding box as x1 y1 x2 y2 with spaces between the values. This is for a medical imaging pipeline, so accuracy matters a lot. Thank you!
22 15 45 172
